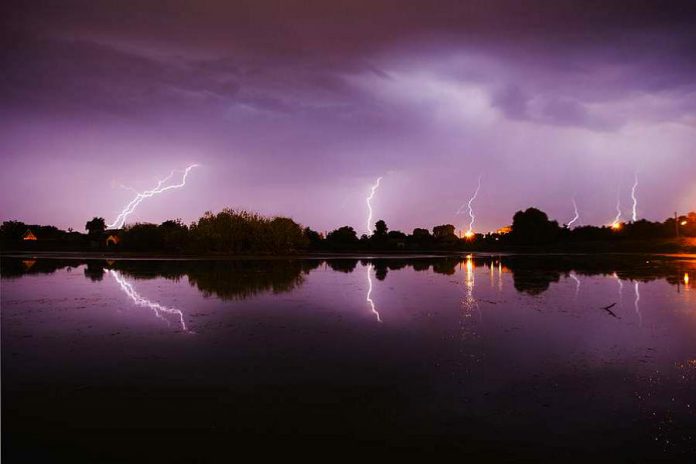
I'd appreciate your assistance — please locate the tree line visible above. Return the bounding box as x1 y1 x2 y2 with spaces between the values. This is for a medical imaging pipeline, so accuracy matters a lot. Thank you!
2 207 696 254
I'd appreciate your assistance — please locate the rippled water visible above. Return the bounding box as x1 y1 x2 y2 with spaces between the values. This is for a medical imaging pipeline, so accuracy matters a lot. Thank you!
2 255 696 461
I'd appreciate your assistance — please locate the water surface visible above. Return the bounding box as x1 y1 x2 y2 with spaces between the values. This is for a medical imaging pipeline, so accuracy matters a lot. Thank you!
3 255 696 461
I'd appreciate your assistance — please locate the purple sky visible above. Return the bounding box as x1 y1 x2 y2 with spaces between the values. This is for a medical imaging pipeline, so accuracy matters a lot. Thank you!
2 1 696 234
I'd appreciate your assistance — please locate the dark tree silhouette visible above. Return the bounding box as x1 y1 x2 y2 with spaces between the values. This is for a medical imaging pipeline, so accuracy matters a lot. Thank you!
511 208 561 245
326 226 359 248
432 224 456 240
303 227 322 247
85 217 106 236
373 220 388 238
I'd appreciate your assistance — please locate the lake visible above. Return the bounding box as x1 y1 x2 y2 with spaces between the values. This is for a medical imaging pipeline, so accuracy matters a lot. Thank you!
2 254 696 461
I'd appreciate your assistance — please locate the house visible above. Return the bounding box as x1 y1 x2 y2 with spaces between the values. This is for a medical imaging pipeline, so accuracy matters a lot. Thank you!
23 229 37 241
104 230 122 247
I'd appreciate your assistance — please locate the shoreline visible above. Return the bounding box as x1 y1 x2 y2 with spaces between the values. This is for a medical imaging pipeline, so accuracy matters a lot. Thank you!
3 250 696 261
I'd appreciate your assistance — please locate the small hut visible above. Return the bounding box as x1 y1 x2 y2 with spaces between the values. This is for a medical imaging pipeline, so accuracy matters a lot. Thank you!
23 230 37 241
105 230 121 247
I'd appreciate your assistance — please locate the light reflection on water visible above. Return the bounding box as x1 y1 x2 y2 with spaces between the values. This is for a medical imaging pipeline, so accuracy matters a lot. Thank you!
109 269 189 333
365 263 381 323
2 254 696 459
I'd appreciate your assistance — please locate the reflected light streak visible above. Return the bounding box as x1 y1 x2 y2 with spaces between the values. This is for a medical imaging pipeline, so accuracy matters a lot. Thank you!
366 264 382 322
365 177 383 235
614 272 624 305
108 164 199 229
634 281 642 326
570 272 581 300
110 270 188 332
463 255 480 321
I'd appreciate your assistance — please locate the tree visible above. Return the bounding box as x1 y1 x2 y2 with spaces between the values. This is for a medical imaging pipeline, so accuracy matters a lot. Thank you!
373 219 388 238
412 228 431 241
303 227 323 249
432 224 456 240
511 208 561 245
325 226 359 249
85 217 106 236
0 220 28 241
267 217 307 253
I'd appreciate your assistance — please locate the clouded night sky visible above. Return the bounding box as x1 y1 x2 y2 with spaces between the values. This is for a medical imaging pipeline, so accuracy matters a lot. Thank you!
2 1 696 233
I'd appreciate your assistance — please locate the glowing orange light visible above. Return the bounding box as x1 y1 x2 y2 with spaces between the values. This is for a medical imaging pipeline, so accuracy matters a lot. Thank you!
463 230 475 239
685 273 690 286
681 220 688 226
610 222 622 231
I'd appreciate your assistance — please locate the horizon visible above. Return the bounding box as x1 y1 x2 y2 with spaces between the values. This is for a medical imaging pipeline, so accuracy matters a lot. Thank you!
2 1 696 233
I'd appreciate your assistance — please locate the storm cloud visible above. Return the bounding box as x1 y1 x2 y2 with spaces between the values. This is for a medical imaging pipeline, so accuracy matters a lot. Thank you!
1 0 696 232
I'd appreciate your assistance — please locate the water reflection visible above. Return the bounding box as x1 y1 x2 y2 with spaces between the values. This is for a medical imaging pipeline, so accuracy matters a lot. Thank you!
570 272 581 300
614 272 624 306
462 255 480 338
634 281 642 326
365 264 381 322
109 269 189 332
4 253 696 459
3 254 696 300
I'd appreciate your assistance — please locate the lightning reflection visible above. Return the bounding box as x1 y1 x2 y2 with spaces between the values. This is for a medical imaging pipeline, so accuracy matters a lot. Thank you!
463 255 480 322
614 272 624 306
110 270 188 332
570 272 581 300
366 264 382 322
634 281 642 326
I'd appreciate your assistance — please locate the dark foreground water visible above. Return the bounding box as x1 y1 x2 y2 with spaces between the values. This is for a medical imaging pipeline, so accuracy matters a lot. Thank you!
2 254 696 461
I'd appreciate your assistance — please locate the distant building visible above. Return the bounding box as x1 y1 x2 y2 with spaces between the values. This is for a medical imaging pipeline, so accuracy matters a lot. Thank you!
104 230 122 247
23 230 37 241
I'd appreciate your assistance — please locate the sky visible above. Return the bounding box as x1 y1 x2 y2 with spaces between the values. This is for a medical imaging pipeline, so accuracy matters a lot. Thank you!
1 0 696 234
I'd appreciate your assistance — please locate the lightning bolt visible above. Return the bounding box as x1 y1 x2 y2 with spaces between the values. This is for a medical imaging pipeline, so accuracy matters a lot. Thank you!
366 177 383 235
631 173 639 222
366 264 382 322
108 164 199 229
611 188 622 229
456 175 482 237
568 197 581 228
109 270 188 332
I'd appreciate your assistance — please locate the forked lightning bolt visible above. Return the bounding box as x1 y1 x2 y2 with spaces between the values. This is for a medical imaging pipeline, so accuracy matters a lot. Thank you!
366 177 383 235
456 175 482 238
108 164 199 229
